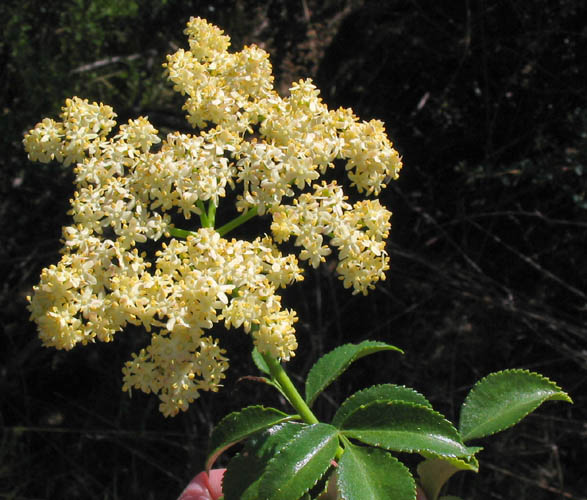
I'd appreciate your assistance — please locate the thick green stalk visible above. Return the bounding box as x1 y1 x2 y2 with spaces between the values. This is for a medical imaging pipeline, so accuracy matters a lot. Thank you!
261 352 319 425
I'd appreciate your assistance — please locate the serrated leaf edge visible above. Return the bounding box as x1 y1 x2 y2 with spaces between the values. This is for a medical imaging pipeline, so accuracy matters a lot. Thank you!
258 424 339 500
206 406 293 470
419 451 480 473
459 369 572 441
305 341 403 406
332 384 433 427
341 401 471 458
224 422 308 500
338 445 417 500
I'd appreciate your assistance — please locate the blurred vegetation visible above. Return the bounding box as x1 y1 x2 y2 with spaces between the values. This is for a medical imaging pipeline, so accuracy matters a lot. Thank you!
1 1 585 499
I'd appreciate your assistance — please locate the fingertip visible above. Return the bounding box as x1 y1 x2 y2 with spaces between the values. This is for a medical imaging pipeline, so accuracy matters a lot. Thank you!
177 471 213 500
206 468 226 499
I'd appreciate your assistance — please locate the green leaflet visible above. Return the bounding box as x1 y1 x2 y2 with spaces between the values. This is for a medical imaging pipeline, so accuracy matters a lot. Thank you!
337 444 416 500
459 369 572 441
305 341 403 407
339 401 471 458
206 406 294 470
252 347 271 375
332 383 432 428
255 423 339 500
223 422 306 500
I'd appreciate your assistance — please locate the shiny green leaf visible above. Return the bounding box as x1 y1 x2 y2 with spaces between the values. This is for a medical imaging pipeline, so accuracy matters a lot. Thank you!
459 369 572 441
223 422 306 500
340 401 470 458
305 341 403 406
257 423 340 500
337 444 416 500
332 384 432 428
206 406 293 470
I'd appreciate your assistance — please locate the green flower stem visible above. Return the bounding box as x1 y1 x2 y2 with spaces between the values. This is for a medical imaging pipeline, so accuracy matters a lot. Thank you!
197 200 210 227
207 201 217 227
167 226 199 239
261 352 319 425
216 206 258 236
166 204 256 240
261 354 346 463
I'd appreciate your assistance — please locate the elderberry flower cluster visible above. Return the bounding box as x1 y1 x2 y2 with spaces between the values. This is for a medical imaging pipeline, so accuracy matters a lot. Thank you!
24 17 402 417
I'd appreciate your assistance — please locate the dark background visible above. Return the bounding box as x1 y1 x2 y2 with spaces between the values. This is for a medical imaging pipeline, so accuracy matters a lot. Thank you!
1 1 585 499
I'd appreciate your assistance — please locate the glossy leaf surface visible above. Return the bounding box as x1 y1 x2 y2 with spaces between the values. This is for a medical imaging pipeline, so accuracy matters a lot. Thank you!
206 406 293 470
257 423 339 500
305 341 403 406
340 401 470 458
223 422 305 500
332 384 432 428
459 369 572 441
337 444 416 500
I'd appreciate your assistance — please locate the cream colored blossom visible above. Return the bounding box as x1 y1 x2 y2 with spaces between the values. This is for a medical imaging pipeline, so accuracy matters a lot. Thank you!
136 127 239 215
23 97 117 166
114 116 161 154
341 119 402 195
153 228 302 362
22 118 64 163
27 235 147 349
24 17 402 417
165 17 275 132
270 182 392 294
253 309 299 360
122 334 229 417
270 182 350 268
184 16 231 60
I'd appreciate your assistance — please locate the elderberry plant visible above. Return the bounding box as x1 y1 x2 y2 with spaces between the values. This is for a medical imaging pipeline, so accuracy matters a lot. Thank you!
24 18 571 500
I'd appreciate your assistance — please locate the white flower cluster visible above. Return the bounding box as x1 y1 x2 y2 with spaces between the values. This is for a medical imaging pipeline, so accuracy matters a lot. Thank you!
24 17 402 416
